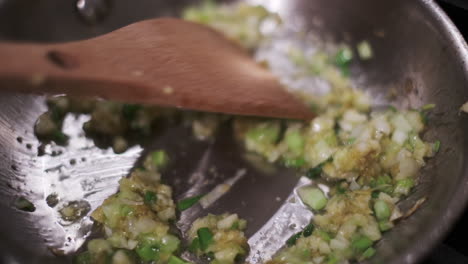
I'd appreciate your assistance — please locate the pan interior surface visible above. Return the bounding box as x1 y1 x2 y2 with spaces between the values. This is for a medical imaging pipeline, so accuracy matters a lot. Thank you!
0 0 467 264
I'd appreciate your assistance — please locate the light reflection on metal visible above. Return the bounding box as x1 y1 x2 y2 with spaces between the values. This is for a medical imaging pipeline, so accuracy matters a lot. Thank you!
76 0 112 25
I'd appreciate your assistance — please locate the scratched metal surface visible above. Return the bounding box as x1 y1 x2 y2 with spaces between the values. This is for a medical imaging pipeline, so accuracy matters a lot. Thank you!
0 0 468 264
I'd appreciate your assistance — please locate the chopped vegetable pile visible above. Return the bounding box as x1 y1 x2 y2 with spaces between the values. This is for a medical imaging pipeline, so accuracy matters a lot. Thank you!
34 1 439 264
188 214 248 264
75 150 179 263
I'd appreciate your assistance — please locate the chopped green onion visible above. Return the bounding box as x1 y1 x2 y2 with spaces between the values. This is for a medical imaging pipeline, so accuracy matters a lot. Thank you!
298 187 328 211
139 233 159 246
151 150 169 169
433 140 441 153
120 205 133 216
160 235 180 253
168 256 190 264
136 244 160 261
285 130 304 155
326 254 339 264
394 178 415 196
144 191 158 205
230 221 240 230
374 200 391 221
346 137 356 145
306 165 323 179
371 191 380 199
188 237 200 253
197 227 214 251
284 157 306 168
316 230 332 242
351 235 373 252
306 157 333 179
286 232 302 247
421 104 436 111
360 247 376 260
335 182 347 195
14 196 36 212
378 220 394 232
376 174 392 185
246 122 280 145
303 223 315 237
334 47 353 76
357 41 373 60
334 47 353 67
420 111 429 125
177 195 204 211
370 174 393 194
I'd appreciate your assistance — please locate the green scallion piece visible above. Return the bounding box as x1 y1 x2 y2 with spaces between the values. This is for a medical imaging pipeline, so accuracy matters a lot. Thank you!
298 187 328 211
371 191 380 199
188 237 200 253
144 191 158 205
230 221 240 230
246 123 280 145
284 157 306 168
378 220 394 232
334 47 353 76
346 137 356 145
421 103 436 111
303 223 315 237
370 174 393 194
177 195 204 211
306 165 323 179
151 150 169 169
120 205 133 216
136 244 160 261
433 140 441 153
316 230 332 242
360 247 376 260
306 158 332 179
168 256 189 264
374 199 391 221
326 254 339 264
394 178 415 196
285 130 304 155
335 47 353 67
197 227 214 251
286 232 303 247
420 111 429 124
351 235 373 252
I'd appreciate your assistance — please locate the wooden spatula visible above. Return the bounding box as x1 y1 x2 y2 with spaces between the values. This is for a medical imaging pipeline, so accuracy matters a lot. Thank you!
0 18 314 120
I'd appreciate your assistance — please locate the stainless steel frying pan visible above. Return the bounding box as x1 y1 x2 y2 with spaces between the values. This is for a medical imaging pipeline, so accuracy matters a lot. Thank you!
0 0 467 263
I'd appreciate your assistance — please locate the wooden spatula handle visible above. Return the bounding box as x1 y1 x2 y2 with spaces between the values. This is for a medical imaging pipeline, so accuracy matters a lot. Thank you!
0 18 314 120
0 41 154 100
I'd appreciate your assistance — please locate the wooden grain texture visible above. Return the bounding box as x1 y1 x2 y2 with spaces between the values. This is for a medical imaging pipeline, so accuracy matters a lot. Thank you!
0 18 314 120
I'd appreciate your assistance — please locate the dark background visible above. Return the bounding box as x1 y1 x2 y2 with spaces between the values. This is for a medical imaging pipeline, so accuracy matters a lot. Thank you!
427 2 468 263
